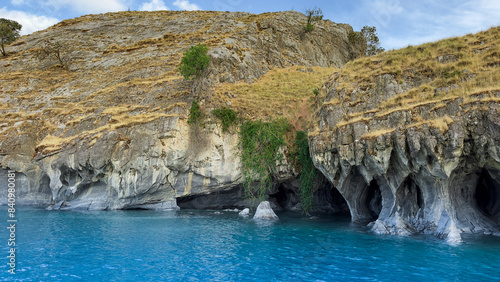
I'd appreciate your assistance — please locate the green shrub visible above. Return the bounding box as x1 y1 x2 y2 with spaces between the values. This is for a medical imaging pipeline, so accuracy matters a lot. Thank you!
240 118 292 201
443 70 462 79
313 88 319 96
303 23 315 33
179 44 210 80
292 131 316 214
188 100 201 124
212 106 238 132
348 31 364 45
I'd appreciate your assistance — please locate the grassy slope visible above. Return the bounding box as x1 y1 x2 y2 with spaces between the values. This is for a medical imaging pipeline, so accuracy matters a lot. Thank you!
312 26 500 138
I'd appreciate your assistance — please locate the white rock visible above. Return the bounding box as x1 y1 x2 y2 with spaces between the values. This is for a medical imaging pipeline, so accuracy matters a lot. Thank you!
239 208 250 217
253 201 278 220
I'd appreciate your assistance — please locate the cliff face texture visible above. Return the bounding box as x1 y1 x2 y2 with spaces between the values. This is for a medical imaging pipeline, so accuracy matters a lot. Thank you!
0 11 362 210
310 27 500 239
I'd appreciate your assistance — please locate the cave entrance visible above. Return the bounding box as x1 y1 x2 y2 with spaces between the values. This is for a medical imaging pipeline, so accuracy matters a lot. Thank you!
474 169 500 219
270 183 298 210
364 180 382 220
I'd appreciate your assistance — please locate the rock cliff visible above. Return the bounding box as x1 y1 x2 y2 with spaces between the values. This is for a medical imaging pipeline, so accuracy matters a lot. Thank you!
310 27 500 239
0 11 363 210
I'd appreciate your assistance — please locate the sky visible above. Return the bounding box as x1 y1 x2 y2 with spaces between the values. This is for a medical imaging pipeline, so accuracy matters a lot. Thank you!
1 0 499 50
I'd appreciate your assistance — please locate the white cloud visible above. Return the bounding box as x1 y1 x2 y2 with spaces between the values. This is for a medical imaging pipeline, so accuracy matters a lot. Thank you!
44 0 127 15
367 0 500 50
0 7 59 35
173 0 200 11
140 0 169 11
11 0 26 5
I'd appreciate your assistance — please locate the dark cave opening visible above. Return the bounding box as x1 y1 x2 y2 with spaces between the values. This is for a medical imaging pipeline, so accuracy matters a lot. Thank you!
271 184 294 209
365 180 382 220
474 169 500 218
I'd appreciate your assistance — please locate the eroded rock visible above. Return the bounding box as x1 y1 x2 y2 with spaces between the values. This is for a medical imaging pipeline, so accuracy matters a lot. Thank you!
253 201 279 220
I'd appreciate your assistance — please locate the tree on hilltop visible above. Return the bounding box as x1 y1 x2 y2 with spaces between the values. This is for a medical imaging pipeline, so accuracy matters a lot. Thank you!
303 7 323 33
0 18 22 56
361 25 385 56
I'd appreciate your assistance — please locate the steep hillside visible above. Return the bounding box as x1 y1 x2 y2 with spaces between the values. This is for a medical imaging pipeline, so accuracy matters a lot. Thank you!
0 10 363 210
310 27 500 240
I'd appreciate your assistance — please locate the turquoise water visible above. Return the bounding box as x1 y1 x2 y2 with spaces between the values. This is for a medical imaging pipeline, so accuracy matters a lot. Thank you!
1 207 500 281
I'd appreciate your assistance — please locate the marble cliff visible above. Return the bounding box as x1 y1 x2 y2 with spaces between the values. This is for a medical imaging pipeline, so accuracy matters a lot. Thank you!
0 11 361 212
310 27 500 239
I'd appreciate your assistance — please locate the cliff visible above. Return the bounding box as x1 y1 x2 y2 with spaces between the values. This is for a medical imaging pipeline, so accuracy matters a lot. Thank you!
310 27 500 239
0 11 362 210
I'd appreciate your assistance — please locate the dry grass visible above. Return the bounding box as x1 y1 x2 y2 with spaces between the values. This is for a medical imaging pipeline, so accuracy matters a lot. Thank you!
215 66 337 127
325 26 500 135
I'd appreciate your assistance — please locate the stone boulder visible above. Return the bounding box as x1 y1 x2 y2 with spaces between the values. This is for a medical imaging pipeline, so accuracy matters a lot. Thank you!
253 201 278 220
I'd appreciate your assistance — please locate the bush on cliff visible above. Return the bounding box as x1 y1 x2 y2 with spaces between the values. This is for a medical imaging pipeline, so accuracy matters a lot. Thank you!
292 131 316 214
212 106 238 132
240 118 292 201
188 100 202 124
179 44 210 80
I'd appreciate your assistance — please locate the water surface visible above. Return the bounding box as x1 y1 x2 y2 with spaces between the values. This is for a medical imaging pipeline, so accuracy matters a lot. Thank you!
1 207 500 281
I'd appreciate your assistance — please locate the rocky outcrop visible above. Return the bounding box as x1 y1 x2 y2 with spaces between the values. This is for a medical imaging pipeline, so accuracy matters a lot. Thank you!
253 201 279 220
310 27 500 239
0 11 362 211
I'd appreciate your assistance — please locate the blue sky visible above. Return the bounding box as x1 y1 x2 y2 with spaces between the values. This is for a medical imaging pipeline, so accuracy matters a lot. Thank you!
1 0 499 50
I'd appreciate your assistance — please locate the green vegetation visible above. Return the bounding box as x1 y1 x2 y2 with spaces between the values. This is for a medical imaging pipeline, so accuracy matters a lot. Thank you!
179 44 210 80
240 118 292 201
361 25 384 56
443 69 462 79
0 18 22 56
303 7 323 33
292 131 316 214
212 106 238 132
187 100 202 124
348 31 364 45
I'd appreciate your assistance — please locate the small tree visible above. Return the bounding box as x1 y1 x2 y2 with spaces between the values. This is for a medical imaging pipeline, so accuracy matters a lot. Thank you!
361 25 385 56
179 44 210 80
303 7 323 33
35 39 71 68
0 18 22 56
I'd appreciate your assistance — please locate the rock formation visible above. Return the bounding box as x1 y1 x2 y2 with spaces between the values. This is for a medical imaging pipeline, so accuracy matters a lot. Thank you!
253 201 279 220
0 11 362 211
310 27 500 238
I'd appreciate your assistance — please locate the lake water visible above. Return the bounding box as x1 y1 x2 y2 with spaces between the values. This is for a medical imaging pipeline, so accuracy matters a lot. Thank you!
1 207 500 281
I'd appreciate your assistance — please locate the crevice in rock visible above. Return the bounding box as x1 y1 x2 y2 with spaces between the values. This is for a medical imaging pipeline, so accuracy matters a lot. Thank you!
474 169 500 222
364 180 382 220
396 176 424 219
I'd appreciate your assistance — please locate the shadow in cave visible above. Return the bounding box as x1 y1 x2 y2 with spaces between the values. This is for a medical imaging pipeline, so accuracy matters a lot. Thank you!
270 179 350 215
396 177 424 218
474 169 500 222
364 180 382 221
